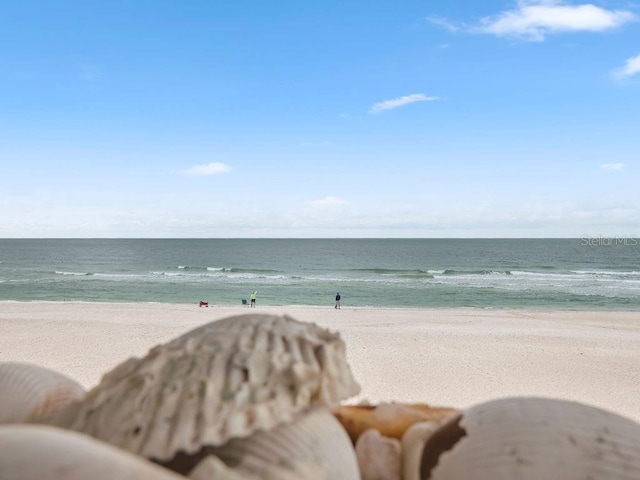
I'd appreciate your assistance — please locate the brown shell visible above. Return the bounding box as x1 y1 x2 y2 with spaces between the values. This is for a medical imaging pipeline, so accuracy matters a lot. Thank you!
0 362 85 424
53 314 360 462
423 397 640 480
333 402 458 444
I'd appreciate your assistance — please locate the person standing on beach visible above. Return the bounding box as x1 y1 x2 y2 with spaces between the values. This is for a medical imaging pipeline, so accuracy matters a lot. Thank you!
250 291 257 307
335 292 341 309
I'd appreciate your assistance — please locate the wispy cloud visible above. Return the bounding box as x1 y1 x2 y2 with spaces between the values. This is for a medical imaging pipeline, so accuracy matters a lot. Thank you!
600 163 625 171
426 16 460 32
183 162 231 176
613 53 640 79
311 196 348 207
369 94 439 114
431 1 636 42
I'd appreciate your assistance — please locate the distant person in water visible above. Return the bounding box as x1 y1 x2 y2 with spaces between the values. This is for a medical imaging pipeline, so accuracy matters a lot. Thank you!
335 292 341 309
250 291 257 307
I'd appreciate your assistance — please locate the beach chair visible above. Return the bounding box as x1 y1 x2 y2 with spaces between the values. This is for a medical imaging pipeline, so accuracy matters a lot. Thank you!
241 299 249 307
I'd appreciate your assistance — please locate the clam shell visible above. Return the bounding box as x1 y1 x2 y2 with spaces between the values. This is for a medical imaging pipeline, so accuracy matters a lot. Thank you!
333 402 458 444
355 428 401 480
0 362 85 424
185 408 360 480
423 397 640 479
52 314 360 463
0 424 187 480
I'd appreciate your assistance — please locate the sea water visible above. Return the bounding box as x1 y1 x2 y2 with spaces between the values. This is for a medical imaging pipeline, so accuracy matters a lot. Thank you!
0 238 638 309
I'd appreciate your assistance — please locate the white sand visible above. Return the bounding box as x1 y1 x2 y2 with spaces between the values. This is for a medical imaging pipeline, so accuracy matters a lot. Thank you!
1 302 639 422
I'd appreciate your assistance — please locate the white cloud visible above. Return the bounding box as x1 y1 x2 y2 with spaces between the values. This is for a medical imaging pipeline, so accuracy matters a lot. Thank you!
184 162 231 176
426 16 460 32
613 53 640 79
473 1 636 42
369 94 439 114
600 163 625 171
311 196 348 207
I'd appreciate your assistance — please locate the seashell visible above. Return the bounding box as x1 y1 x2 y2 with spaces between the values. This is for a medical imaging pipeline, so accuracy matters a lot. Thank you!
401 421 448 480
186 408 359 480
189 455 258 480
51 314 360 468
418 397 640 480
355 428 401 480
0 424 187 479
0 362 85 424
333 401 458 444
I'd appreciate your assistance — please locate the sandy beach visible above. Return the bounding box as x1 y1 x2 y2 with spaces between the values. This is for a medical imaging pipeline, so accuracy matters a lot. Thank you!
1 302 639 422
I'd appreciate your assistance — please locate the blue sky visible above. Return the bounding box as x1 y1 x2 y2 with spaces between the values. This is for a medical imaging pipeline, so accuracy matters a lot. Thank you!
1 0 638 238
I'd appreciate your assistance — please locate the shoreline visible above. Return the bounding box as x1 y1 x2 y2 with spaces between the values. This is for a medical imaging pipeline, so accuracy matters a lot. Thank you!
1 302 639 422
2 299 639 312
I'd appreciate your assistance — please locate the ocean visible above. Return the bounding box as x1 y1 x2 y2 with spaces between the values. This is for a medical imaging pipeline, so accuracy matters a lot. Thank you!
0 238 638 310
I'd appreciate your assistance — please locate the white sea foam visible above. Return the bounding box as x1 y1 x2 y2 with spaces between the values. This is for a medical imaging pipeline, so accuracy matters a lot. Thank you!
572 270 640 277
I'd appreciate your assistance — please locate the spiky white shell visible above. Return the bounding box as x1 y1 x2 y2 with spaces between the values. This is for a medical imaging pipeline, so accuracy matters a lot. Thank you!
0 362 85 424
52 314 360 463
0 424 187 480
423 397 640 480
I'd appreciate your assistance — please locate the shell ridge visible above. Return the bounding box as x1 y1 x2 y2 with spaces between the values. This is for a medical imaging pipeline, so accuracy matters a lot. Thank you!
201 349 229 446
166 353 201 457
124 364 163 454
141 352 191 458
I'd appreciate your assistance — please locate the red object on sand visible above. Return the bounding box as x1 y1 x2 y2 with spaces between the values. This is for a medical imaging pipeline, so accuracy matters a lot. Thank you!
199 301 208 307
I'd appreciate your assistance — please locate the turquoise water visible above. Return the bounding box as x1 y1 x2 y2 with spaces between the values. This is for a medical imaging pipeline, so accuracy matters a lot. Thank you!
0 239 638 309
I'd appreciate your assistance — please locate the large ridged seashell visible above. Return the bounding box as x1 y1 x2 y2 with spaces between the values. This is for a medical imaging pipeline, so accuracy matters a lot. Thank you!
418 397 640 479
185 408 359 479
333 402 458 444
0 424 187 480
52 314 361 466
0 362 85 424
355 428 401 480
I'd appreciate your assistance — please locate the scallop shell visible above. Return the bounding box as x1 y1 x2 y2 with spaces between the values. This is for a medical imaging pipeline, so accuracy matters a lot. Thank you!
0 362 85 424
420 397 640 479
185 408 359 480
355 428 402 480
333 402 458 444
0 424 187 480
52 314 361 465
